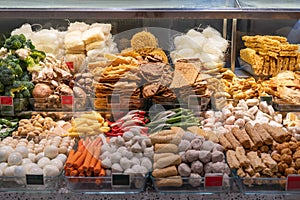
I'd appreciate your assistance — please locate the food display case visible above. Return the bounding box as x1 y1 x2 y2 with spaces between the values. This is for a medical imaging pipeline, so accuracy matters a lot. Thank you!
0 1 300 200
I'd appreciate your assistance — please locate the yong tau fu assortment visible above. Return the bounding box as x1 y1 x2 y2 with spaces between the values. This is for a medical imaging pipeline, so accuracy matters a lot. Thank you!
0 21 299 192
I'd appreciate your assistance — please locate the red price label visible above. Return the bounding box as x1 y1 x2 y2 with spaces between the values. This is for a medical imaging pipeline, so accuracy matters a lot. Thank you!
286 175 300 191
61 96 74 105
205 174 223 187
1 96 13 105
65 62 74 71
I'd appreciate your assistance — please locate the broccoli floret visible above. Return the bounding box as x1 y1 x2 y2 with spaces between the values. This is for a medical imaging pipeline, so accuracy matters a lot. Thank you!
24 56 37 72
25 39 35 50
0 83 4 93
25 56 43 72
19 71 31 81
12 81 34 91
4 85 24 97
0 65 16 86
30 49 46 63
4 81 33 98
14 91 23 98
0 56 23 79
7 61 22 77
21 89 30 98
5 54 20 64
4 34 26 50
4 34 37 52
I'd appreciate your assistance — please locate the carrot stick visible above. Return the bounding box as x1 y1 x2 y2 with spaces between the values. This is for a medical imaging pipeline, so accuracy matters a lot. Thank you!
64 171 71 176
76 139 85 151
82 148 93 172
66 150 82 167
70 170 79 176
95 168 105 185
77 138 84 147
99 168 106 176
65 167 74 174
73 149 87 169
65 149 75 167
94 159 102 174
86 170 92 177
88 147 101 171
78 165 85 174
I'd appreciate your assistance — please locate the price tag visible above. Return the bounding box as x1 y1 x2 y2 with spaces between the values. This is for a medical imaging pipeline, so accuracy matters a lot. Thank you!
111 174 130 187
286 175 300 191
260 96 272 105
61 96 74 105
1 96 13 105
205 174 223 188
0 96 14 116
26 174 44 185
65 62 74 71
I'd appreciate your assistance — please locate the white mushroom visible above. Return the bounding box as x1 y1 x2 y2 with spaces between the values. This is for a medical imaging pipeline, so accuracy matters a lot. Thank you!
8 152 23 166
44 145 59 159
37 157 51 168
43 165 60 177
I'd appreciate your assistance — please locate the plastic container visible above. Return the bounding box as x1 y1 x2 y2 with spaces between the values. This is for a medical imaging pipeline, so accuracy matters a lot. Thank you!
151 174 234 194
237 175 300 194
0 97 29 115
64 174 148 194
29 97 88 111
0 173 62 192
91 97 149 111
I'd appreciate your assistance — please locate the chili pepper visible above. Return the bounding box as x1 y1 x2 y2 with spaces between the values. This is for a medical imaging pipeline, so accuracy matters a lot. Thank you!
143 117 149 124
112 126 122 132
105 131 123 137
106 120 114 126
138 110 146 115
